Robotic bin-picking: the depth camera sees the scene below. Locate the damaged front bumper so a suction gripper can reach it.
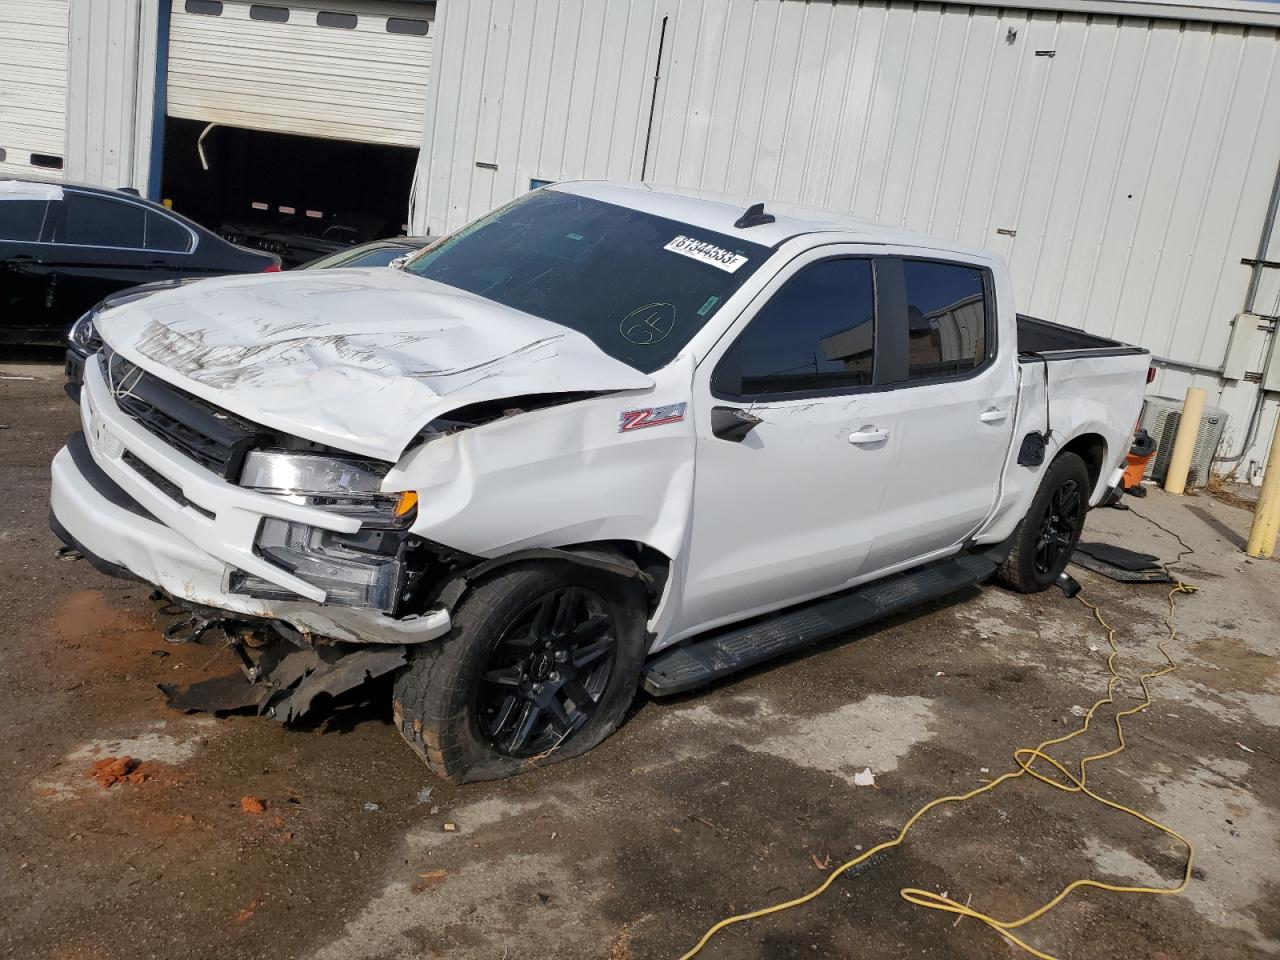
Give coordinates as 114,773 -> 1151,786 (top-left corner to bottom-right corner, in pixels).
49,358 -> 453,647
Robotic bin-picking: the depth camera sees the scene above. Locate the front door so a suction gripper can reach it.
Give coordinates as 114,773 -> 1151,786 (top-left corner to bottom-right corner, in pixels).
673,251 -> 901,640
40,190 -> 180,332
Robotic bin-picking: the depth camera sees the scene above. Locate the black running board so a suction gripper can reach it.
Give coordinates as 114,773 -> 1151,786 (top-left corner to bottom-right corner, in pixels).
642,554 -> 997,696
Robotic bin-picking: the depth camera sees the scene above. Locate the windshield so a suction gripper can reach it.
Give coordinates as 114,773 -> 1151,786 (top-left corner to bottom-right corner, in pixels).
404,190 -> 771,373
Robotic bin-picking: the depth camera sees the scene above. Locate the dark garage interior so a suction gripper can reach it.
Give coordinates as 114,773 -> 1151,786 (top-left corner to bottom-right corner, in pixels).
160,117 -> 418,266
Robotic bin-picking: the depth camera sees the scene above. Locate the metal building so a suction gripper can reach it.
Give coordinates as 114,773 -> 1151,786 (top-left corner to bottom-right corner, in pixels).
411,0 -> 1280,481
3,0 -> 1280,478
3,0 -> 436,265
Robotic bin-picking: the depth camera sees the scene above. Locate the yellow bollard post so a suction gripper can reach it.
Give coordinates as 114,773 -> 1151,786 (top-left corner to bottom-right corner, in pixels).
1246,409 -> 1280,558
1163,387 -> 1207,495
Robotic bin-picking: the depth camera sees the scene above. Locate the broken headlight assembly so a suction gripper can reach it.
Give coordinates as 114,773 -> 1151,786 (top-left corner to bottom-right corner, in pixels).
232,451 -> 419,609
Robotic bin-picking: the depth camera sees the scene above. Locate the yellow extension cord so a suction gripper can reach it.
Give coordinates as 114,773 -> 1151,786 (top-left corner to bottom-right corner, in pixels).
679,579 -> 1199,960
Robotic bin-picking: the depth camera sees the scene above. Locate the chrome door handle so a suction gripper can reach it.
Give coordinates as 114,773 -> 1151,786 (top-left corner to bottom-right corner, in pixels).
979,408 -> 1008,424
848,427 -> 890,445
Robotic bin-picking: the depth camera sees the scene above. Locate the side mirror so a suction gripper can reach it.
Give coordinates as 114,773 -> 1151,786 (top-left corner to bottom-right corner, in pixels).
711,406 -> 762,443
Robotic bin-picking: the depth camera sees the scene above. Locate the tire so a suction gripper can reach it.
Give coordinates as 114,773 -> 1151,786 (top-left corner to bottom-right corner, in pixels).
392,561 -> 648,783
996,451 -> 1090,594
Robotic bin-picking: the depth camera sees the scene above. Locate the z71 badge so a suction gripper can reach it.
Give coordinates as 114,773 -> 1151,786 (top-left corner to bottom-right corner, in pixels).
618,402 -> 688,432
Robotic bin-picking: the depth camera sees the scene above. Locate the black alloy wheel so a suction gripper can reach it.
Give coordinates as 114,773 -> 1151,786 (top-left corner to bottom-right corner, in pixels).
995,451 -> 1091,594
1033,478 -> 1082,575
476,586 -> 619,757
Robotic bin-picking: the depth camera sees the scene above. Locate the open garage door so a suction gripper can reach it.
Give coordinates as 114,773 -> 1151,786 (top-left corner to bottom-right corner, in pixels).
0,0 -> 69,178
167,0 -> 433,147
162,0 -> 434,266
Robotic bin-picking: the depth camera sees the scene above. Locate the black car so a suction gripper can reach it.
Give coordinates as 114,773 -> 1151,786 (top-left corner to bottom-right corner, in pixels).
220,214 -> 422,268
297,236 -> 429,269
1,180 -> 280,346
63,236 -> 430,399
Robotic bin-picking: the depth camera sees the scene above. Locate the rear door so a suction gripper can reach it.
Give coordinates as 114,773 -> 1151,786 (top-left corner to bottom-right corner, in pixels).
0,195 -> 55,341
861,256 -> 1017,572
40,190 -> 185,329
672,249 -> 902,639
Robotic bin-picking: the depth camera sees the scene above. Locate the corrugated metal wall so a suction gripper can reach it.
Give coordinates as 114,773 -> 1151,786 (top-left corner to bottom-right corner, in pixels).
0,0 -> 71,178
413,0 -> 667,230
416,0 -> 1280,364
643,2 -> 1280,371
64,0 -> 163,195
413,0 -> 1280,476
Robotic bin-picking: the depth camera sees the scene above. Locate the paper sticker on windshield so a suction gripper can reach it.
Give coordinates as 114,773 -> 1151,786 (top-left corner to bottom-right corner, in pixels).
663,236 -> 748,273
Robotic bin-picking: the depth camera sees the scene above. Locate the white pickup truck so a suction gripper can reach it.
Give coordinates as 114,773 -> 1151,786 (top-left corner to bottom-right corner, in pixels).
50,182 -> 1151,782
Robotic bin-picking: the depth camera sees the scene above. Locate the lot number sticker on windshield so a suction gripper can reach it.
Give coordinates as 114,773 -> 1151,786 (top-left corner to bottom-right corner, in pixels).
663,236 -> 748,273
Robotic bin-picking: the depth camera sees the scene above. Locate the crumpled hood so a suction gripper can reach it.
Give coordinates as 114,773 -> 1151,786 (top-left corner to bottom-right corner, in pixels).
96,268 -> 654,460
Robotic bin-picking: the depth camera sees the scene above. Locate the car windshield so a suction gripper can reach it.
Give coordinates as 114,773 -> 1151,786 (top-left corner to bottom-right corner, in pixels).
403,190 -> 771,373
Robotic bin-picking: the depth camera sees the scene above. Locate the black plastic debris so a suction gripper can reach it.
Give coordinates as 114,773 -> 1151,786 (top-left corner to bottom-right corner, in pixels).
1071,542 -> 1174,583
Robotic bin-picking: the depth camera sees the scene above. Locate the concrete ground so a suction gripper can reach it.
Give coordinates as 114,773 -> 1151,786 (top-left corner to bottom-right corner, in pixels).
1,356 -> 1278,960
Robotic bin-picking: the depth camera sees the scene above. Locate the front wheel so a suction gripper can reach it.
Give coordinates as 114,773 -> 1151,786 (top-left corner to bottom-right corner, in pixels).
392,561 -> 647,783
996,451 -> 1090,593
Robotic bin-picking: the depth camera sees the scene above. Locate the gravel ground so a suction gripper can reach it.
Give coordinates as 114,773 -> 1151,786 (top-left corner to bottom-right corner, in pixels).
1,356 -> 1277,960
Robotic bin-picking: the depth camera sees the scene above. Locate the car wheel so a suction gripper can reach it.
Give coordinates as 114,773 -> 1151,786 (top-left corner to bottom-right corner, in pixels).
392,561 -> 648,783
996,451 -> 1090,594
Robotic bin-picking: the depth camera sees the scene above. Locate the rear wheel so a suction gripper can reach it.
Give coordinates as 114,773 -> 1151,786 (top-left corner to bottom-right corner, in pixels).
996,452 -> 1090,593
392,561 -> 647,782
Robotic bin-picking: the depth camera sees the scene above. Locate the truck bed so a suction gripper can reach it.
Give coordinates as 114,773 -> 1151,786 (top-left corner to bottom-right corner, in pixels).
1017,314 -> 1147,360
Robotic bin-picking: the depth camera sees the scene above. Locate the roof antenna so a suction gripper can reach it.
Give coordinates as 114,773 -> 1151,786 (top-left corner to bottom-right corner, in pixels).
734,202 -> 775,229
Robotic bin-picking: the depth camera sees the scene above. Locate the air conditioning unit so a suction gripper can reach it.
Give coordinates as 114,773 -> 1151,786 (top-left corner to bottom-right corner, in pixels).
1138,396 -> 1229,486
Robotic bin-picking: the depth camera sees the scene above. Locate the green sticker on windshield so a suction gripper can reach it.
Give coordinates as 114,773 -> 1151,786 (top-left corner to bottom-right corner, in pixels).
698,296 -> 720,317
566,232 -> 584,241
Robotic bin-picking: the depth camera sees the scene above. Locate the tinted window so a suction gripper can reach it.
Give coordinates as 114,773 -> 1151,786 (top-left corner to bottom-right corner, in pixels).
0,200 -> 49,241
185,0 -> 223,13
405,191 -> 769,373
54,194 -> 146,247
714,258 -> 875,397
145,211 -> 191,252
903,260 -> 988,381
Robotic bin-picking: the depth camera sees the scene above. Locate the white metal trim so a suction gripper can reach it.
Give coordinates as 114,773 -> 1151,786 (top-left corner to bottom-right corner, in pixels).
805,0 -> 1280,29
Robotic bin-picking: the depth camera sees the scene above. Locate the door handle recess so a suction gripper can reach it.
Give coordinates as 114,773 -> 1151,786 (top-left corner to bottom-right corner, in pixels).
848,427 -> 889,445
979,408 -> 1008,424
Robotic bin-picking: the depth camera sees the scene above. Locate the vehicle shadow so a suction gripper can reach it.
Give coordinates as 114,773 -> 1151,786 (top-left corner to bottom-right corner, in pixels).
285,673 -> 397,734
1186,504 -> 1248,551
0,344 -> 64,365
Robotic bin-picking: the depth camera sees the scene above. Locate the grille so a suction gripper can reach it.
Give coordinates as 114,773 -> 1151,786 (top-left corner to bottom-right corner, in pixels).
121,451 -> 215,519
103,348 -> 268,480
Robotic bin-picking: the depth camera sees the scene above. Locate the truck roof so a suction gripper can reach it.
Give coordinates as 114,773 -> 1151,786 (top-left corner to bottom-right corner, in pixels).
551,180 -> 989,259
